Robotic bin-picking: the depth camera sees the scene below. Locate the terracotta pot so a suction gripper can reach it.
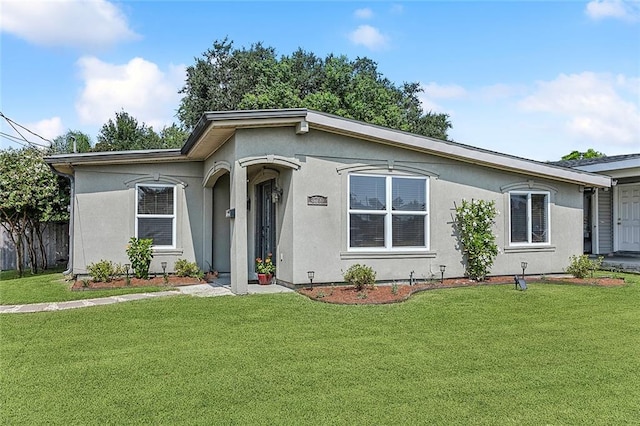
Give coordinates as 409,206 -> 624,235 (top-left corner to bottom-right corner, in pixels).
257,273 -> 273,285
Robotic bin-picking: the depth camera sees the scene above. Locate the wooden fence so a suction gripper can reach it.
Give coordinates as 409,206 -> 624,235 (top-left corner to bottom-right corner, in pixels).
0,222 -> 69,271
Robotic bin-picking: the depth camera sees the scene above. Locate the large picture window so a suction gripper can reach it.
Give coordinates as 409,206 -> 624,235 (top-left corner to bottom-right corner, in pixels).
349,174 -> 428,250
136,184 -> 176,248
509,191 -> 549,245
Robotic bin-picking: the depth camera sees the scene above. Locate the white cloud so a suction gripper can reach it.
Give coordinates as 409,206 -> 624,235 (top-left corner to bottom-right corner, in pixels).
75,57 -> 186,129
585,0 -> 640,22
354,8 -> 373,19
28,117 -> 65,142
422,82 -> 468,99
0,0 -> 138,49
390,4 -> 404,15
519,72 -> 640,147
348,25 -> 389,51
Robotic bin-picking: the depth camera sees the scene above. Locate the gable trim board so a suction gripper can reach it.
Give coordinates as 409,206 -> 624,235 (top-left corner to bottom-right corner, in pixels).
46,109 -> 612,293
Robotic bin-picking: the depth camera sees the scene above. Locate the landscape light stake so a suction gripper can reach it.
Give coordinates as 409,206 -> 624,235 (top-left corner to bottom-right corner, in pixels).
124,263 -> 130,286
521,261 -> 528,278
161,261 -> 168,285
307,270 -> 315,290
439,265 -> 446,284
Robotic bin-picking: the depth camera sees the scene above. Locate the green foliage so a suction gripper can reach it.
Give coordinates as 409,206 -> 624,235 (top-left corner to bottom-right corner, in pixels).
178,38 -> 452,140
174,259 -> 203,278
125,237 -> 154,279
454,199 -> 499,281
255,253 -> 276,274
0,147 -> 70,275
343,264 -> 376,291
391,282 -> 399,295
566,255 -> 603,279
49,130 -> 92,154
87,260 -> 118,282
561,149 -> 605,161
93,110 -> 187,152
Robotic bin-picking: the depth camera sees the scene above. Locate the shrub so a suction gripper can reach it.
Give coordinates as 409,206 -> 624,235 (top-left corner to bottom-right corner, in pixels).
87,260 -> 117,282
126,237 -> 153,279
566,255 -> 603,279
343,264 -> 376,291
454,199 -> 499,281
174,259 -> 203,278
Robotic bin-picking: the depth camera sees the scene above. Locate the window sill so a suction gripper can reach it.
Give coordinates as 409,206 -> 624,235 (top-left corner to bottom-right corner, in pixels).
503,246 -> 556,254
340,251 -> 436,260
152,248 -> 184,256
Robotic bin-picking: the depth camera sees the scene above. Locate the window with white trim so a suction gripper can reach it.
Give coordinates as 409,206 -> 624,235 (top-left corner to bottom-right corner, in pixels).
509,191 -> 549,245
348,174 -> 428,250
136,184 -> 176,248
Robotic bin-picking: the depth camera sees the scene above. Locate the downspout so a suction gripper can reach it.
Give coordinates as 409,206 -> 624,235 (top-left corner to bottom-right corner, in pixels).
48,164 -> 74,276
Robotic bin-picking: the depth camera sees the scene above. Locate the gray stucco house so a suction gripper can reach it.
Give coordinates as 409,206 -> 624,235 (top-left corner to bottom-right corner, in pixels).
554,154 -> 640,255
46,109 -> 611,294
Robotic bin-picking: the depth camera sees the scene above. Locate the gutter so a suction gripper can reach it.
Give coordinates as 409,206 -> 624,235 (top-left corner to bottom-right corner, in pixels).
47,163 -> 74,276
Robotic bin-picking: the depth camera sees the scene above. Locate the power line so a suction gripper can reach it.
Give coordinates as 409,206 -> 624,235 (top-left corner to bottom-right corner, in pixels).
0,131 -> 32,148
0,112 -> 52,148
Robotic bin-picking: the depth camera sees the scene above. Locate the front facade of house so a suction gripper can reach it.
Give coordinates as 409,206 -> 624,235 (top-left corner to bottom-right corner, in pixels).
555,154 -> 640,255
47,109 -> 610,294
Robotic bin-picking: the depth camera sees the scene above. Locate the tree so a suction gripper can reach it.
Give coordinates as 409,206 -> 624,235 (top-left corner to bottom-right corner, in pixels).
177,39 -> 452,140
94,111 -> 187,152
561,149 -> 605,161
0,148 -> 69,276
49,130 -> 92,154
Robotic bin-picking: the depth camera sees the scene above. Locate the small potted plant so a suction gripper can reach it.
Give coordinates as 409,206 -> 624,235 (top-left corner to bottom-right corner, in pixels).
255,253 -> 276,285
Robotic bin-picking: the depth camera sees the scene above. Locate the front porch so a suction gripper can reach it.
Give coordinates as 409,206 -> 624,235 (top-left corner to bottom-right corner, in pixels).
598,252 -> 640,273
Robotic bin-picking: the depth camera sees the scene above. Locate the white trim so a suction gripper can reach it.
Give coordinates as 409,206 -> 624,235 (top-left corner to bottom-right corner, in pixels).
613,184 -> 619,252
347,173 -> 429,252
135,183 -> 177,249
593,189 -> 599,255
508,190 -> 551,247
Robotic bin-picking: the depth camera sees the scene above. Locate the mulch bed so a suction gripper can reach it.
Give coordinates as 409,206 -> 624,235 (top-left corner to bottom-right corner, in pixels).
298,275 -> 626,305
72,276 -> 203,291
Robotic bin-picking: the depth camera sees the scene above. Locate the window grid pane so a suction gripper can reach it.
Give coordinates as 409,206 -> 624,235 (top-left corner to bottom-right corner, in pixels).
531,194 -> 548,243
137,185 -> 175,247
138,218 -> 173,246
138,186 -> 174,215
392,215 -> 425,247
350,176 -> 386,210
392,178 -> 426,211
510,194 -> 529,243
350,214 -> 385,247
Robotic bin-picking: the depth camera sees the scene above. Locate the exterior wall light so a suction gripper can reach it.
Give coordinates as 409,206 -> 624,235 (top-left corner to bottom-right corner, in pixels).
271,187 -> 283,203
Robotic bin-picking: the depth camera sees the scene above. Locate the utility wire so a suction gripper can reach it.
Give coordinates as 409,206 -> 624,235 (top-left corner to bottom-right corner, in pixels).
0,115 -> 52,149
0,131 -> 32,148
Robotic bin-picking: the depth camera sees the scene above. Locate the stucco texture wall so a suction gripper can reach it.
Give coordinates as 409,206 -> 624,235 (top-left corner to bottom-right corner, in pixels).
235,127 -> 584,285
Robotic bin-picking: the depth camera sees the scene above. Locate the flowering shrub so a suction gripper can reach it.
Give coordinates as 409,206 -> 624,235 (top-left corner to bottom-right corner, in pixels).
454,199 -> 499,281
126,237 -> 153,279
255,253 -> 276,274
343,264 -> 376,291
566,254 -> 603,278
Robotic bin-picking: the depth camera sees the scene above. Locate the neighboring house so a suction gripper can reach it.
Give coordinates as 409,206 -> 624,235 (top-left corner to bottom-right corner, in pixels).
553,154 -> 640,255
46,109 -> 610,294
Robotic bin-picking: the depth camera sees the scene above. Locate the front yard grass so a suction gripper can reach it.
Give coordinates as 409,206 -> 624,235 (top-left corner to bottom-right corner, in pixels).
1,273 -> 639,424
0,270 -> 168,305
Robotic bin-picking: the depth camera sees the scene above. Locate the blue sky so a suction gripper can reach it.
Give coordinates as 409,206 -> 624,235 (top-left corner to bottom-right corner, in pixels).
1,0 -> 638,161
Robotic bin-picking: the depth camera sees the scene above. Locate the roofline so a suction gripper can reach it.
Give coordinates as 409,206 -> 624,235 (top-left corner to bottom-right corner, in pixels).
181,108 -> 308,155
45,149 -> 185,173
572,158 -> 640,173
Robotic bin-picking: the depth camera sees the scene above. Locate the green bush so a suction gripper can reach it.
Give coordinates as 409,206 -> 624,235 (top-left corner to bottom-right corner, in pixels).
126,237 -> 153,279
87,260 -> 117,282
174,259 -> 203,278
343,264 -> 376,291
566,255 -> 603,278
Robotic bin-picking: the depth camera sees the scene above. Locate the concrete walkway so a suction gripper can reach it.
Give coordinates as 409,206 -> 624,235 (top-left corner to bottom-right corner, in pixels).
0,281 -> 293,314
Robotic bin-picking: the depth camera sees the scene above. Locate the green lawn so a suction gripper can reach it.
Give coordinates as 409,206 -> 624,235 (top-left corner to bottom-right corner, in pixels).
0,270 -> 168,305
1,274 -> 639,424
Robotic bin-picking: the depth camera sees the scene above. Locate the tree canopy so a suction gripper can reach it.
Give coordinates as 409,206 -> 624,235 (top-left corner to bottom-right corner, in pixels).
561,149 -> 606,161
0,147 -> 69,275
49,130 -> 92,154
94,111 -> 188,152
178,39 -> 452,140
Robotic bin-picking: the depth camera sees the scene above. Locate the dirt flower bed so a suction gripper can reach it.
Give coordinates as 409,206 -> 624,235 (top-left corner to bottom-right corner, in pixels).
298,275 -> 626,305
72,276 -> 203,290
